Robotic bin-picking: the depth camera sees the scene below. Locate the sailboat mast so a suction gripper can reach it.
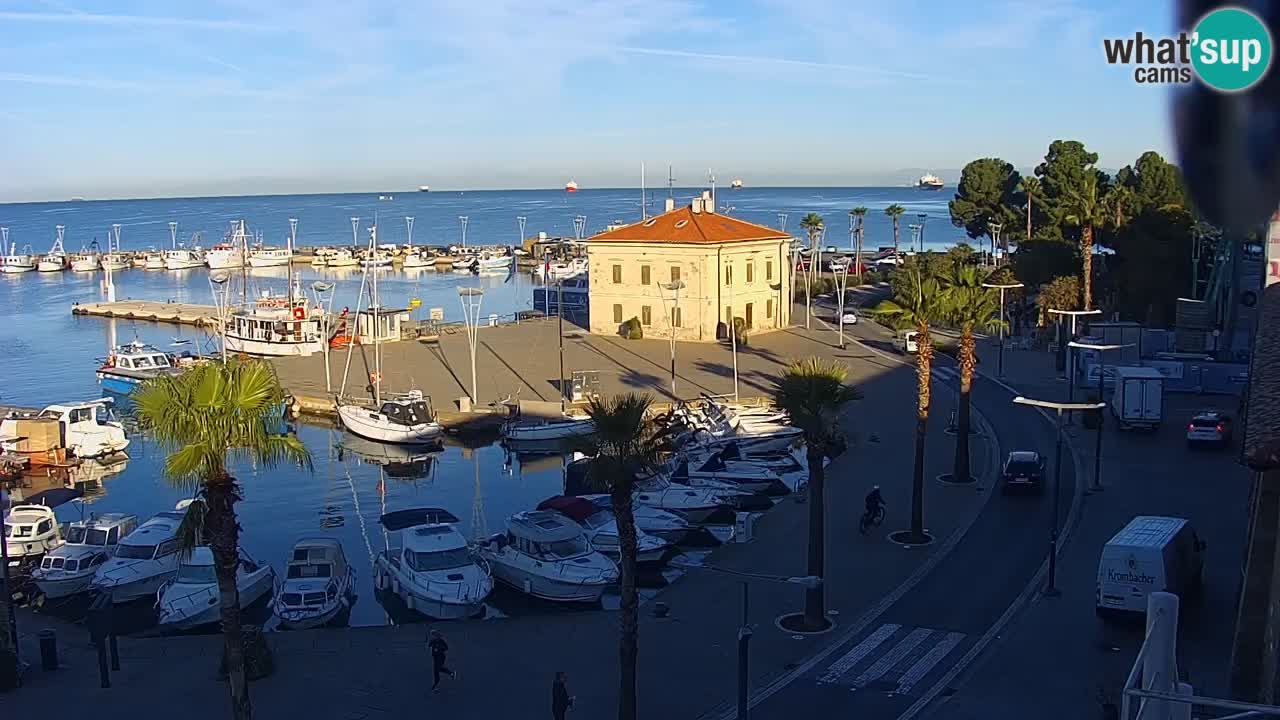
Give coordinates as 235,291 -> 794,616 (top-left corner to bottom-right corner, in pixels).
370,222 -> 381,405
641,162 -> 646,221
558,278 -> 565,414
239,220 -> 248,304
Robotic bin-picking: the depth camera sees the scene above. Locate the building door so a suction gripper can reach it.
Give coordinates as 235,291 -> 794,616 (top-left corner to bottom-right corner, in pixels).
745,303 -> 754,328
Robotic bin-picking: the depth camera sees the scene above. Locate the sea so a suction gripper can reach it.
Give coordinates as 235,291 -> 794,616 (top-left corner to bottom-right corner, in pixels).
0,186 -> 955,629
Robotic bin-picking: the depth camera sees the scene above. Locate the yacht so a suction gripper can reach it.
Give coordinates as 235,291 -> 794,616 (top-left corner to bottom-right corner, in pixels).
476,251 -> 512,270
89,506 -> 188,603
578,494 -> 701,546
501,415 -> 595,442
917,173 -> 945,190
1,243 -> 36,273
338,390 -> 443,445
157,546 -> 276,631
143,248 -> 166,270
96,341 -> 184,394
326,248 -> 359,267
222,290 -> 325,357
164,246 -> 205,270
476,510 -> 617,603
3,504 -> 64,571
273,537 -> 357,630
1,398 -> 130,459
70,243 -> 102,272
32,514 -> 138,599
536,496 -> 672,566
372,508 -> 492,620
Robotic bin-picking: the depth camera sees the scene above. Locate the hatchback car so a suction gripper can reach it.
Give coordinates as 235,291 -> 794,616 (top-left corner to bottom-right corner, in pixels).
1186,411 -> 1232,448
1002,451 -> 1045,494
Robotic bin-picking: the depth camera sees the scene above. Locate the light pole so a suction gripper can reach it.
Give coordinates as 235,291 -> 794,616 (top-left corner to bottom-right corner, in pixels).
908,224 -> 922,255
1012,396 -> 1106,596
777,212 -> 788,233
982,281 -> 1024,378
350,217 -> 360,247
729,279 -> 740,402
1047,309 -> 1102,414
459,216 -> 469,248
834,259 -> 851,350
516,216 -> 528,325
848,210 -> 856,253
661,280 -> 685,397
916,213 -> 928,252
1068,341 -> 1133,493
989,222 -> 1003,267
457,287 -> 485,408
311,281 -> 336,393
209,273 -> 230,363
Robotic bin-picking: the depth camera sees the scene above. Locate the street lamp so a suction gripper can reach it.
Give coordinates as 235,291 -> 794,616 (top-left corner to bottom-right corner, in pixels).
661,280 -> 686,397
834,260 -> 851,350
1068,341 -> 1133,493
457,287 -> 485,407
1012,396 -> 1106,595
459,216 -> 469,248
729,278 -> 740,402
989,222 -> 1003,267
671,559 -> 821,720
311,281 -> 336,393
982,281 -> 1024,378
1047,309 -> 1102,411
916,213 -> 928,252
209,273 -> 231,363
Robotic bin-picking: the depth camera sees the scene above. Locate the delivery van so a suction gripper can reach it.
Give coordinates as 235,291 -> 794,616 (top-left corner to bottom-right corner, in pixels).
1110,366 -> 1164,430
1096,516 -> 1205,617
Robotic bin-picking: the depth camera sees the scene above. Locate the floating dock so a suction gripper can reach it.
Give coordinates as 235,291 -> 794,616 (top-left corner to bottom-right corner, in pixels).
72,300 -> 221,327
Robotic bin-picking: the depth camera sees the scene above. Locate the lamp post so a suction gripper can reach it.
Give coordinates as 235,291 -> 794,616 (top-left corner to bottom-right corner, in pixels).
989,222 -> 1003,267
350,217 -> 360,247
1068,341 -> 1133,493
459,216 -> 469,248
1012,397 -> 1106,595
848,210 -> 856,253
908,224 -> 922,255
662,280 -> 685,398
777,212 -> 788,233
457,287 -> 485,407
1047,309 -> 1102,415
209,273 -> 230,363
311,281 -> 336,393
729,279 -> 740,402
982,281 -> 1024,378
834,259 -> 851,350
916,213 -> 928,252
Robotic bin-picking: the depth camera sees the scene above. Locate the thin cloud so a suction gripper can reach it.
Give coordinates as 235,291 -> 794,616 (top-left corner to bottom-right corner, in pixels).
611,46 -> 939,81
0,72 -> 293,100
0,11 -> 270,32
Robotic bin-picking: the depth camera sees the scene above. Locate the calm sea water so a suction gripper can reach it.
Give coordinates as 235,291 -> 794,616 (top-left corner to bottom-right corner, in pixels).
0,186 -> 953,628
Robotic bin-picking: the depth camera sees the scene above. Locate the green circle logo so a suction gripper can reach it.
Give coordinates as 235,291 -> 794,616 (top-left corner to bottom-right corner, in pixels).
1191,7 -> 1273,92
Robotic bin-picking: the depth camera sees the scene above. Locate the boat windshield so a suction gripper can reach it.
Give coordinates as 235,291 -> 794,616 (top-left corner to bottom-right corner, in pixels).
4,523 -> 34,538
176,563 -> 217,585
286,562 -> 332,580
66,526 -> 110,545
539,537 -> 590,560
114,543 -> 157,560
406,548 -> 472,572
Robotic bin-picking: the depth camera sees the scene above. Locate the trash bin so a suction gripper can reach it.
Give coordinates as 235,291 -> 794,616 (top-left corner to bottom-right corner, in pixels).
38,629 -> 57,671
458,396 -> 472,413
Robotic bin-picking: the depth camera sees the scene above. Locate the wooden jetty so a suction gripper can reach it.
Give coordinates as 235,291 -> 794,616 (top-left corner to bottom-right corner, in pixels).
72,300 -> 221,327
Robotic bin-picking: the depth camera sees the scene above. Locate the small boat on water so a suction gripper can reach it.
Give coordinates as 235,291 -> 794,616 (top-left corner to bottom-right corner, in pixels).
401,250 -> 432,268
3,504 -> 65,572
536,496 -> 672,566
338,390 -> 443,445
372,508 -> 492,619
100,252 -> 130,270
502,416 -> 595,442
476,510 -> 617,603
1,397 -> 130,459
89,505 -> 188,604
451,255 -> 478,271
1,243 -> 37,273
70,242 -> 101,272
142,249 -> 165,270
248,245 -> 292,267
164,246 -> 204,270
205,244 -> 243,270
565,456 -> 735,524
222,289 -> 325,358
273,537 -> 357,630
476,251 -> 512,270
32,513 -> 139,599
96,341 -> 185,394
157,546 -> 275,631
326,248 -> 359,267
578,494 -> 702,546
37,232 -> 67,272
565,180 -> 579,193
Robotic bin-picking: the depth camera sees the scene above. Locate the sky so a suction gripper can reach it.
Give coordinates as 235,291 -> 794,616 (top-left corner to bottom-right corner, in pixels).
0,0 -> 1178,201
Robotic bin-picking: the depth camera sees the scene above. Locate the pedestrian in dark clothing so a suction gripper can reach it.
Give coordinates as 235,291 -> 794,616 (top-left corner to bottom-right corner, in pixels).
552,671 -> 574,720
428,629 -> 456,691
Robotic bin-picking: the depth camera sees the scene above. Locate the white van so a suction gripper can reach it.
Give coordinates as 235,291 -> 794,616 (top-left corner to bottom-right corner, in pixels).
1096,516 -> 1205,617
903,331 -> 919,354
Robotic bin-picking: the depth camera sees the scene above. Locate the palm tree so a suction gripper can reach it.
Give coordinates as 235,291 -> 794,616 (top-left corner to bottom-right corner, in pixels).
885,204 -> 906,258
939,263 -> 1004,484
134,360 -> 311,720
1061,172 -> 1107,310
1018,176 -> 1041,246
869,269 -> 946,544
772,358 -> 860,629
851,206 -> 868,282
799,213 -> 825,329
581,393 -> 667,720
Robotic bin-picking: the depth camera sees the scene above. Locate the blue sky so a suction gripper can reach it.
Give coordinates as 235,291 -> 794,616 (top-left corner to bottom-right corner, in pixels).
0,0 -> 1177,201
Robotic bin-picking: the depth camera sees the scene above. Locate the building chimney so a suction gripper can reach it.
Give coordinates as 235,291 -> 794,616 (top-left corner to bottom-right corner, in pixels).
691,197 -> 702,214
664,197 -> 675,213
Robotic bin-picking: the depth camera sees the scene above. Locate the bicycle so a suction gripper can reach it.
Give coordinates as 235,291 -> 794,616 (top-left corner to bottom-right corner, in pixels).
859,505 -> 885,534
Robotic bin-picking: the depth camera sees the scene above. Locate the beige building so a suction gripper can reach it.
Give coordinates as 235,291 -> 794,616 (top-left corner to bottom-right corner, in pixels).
587,195 -> 792,341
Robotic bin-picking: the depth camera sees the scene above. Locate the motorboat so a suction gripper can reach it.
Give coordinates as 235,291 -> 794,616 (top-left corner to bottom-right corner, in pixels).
32,513 -> 138,599
3,504 -> 64,571
1,398 -> 130,459
326,248 -> 359,267
686,442 -> 807,481
205,243 -> 244,270
100,252 -> 130,271
501,416 -> 595,442
90,506 -> 187,603
157,546 -> 275,631
143,249 -> 166,270
372,508 -> 492,620
247,224 -> 294,268
70,243 -> 102,272
338,389 -> 443,445
476,510 -> 618,603
164,247 -> 205,270
96,341 -> 184,394
535,257 -> 588,280
359,250 -> 393,268
451,256 -> 478,272
563,456 -> 734,524
578,494 -> 702,546
273,537 -> 357,630
401,250 -> 432,268
476,251 -> 512,270
536,496 -> 672,566
222,290 -> 325,357
131,253 -> 149,268
670,456 -> 787,496
1,243 -> 37,273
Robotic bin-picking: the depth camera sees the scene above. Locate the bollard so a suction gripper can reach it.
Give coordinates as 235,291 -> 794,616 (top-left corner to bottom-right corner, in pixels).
38,629 -> 57,671
109,633 -> 120,671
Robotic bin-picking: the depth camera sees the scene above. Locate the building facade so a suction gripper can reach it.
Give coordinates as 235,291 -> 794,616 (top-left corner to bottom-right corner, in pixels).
586,195 -> 792,341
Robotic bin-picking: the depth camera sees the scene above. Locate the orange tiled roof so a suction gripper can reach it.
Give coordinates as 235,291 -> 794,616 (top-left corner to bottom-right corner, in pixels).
589,205 -> 790,244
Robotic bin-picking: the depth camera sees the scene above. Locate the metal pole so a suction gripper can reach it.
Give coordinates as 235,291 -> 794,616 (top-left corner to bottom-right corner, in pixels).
0,500 -> 18,674
1092,355 -> 1105,492
1046,408 -> 1064,596
671,285 -> 680,397
559,278 -> 566,411
997,288 -> 1006,378
730,280 -> 739,402
737,582 -> 751,720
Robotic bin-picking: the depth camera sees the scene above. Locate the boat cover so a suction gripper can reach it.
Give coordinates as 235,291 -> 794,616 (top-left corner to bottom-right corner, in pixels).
536,495 -> 602,523
379,507 -> 459,531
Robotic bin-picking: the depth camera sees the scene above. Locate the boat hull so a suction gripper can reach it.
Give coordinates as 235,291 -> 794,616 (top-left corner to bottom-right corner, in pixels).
37,260 -> 65,272
158,568 -> 275,630
247,256 -> 291,268
71,259 -> 100,272
374,565 -> 489,620
338,405 -> 443,444
502,420 -> 595,442
164,259 -> 203,270
223,335 -> 324,358
34,572 -> 96,600
93,571 -> 175,604
488,563 -> 610,603
0,264 -> 35,274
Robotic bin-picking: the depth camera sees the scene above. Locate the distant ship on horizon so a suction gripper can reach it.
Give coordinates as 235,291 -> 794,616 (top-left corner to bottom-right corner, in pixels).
731,178 -> 743,189
917,173 -> 944,190
565,180 -> 579,193
418,185 -> 430,192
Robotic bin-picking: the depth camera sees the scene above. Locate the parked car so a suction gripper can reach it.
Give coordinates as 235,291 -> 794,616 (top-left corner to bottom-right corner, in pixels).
1001,451 -> 1045,493
840,311 -> 858,325
1186,410 -> 1232,448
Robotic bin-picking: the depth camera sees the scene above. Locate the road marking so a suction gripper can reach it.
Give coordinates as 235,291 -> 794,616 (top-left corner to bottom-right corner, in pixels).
816,623 -> 900,684
895,631 -> 966,694
930,367 -> 958,382
852,627 -> 934,688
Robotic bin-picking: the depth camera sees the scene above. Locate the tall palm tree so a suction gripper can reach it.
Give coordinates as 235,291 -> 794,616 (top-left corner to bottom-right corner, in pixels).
772,358 -> 860,629
581,393 -> 667,720
134,360 -> 311,720
1061,172 -> 1107,310
851,206 -> 868,282
869,269 -> 946,543
885,204 -> 906,258
939,263 -> 1004,484
799,213 -> 825,329
1017,176 -> 1041,247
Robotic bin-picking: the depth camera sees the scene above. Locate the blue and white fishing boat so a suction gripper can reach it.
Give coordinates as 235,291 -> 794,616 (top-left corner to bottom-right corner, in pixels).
95,341 -> 184,394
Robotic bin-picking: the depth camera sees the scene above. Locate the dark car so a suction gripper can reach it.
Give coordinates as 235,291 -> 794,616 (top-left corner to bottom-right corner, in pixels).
1002,451 -> 1045,494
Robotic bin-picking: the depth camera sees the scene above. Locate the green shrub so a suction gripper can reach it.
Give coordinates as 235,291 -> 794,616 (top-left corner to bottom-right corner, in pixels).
622,317 -> 643,340
731,317 -> 749,346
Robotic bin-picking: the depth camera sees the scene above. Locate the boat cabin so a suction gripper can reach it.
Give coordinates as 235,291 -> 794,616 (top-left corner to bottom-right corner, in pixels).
498,510 -> 593,561
356,308 -> 411,344
112,510 -> 184,561
285,538 -> 349,583
39,513 -> 137,573
4,504 -> 62,564
107,343 -> 173,371
379,391 -> 435,427
228,307 -> 320,344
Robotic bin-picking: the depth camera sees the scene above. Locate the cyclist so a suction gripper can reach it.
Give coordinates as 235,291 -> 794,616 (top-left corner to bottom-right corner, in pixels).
864,485 -> 885,521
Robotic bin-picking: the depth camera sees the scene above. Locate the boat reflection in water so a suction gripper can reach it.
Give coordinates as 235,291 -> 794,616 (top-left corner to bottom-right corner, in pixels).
336,434 -> 441,481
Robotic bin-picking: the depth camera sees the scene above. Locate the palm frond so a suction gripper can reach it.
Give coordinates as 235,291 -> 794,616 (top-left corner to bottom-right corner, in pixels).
772,357 -> 860,446
174,497 -> 209,560
583,393 -> 667,494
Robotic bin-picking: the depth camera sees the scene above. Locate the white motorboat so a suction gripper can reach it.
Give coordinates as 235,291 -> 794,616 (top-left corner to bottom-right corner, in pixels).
501,416 -> 595,442
451,256 -> 478,271
360,251 -> 393,268
476,510 -> 618,603
205,243 -> 244,270
476,251 -> 512,270
1,243 -> 37,273
1,398 -> 130,459
401,250 -> 432,268
248,246 -> 292,267
578,494 -> 699,545
32,514 -> 138,599
535,257 -> 587,280
3,504 -> 64,571
96,341 -> 186,394
671,455 -> 785,496
143,249 -> 166,270
273,537 -> 357,630
164,247 -> 204,270
564,455 -> 734,524
157,546 -> 275,631
327,248 -> 359,267
372,508 -> 492,619
222,288 -> 325,358
90,507 -> 187,604
686,442 -> 806,481
537,496 -> 672,566
70,243 -> 102,272
338,390 -> 443,445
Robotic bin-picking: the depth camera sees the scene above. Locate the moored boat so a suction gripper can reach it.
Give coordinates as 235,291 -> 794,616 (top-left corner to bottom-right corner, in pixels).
372,508 -> 492,619
272,537 -> 357,630
536,496 -> 672,566
1,243 -> 37,273
89,505 -> 187,604
1,398 -> 130,459
96,341 -> 185,394
164,246 -> 204,270
156,546 -> 275,631
338,390 -> 443,445
476,510 -> 617,603
32,513 -> 138,599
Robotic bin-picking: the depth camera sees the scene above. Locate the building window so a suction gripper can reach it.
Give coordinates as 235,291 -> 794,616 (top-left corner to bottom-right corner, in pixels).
672,307 -> 682,328
641,305 -> 652,326
641,265 -> 651,285
612,265 -> 622,284
767,299 -> 774,319
670,266 -> 681,283
746,303 -> 754,328
766,259 -> 774,281
724,264 -> 733,285
613,304 -> 623,323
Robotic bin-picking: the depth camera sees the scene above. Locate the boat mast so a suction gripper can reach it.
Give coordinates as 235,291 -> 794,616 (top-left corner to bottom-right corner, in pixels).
239,220 -> 248,304
370,222 -> 382,405
53,225 -> 65,255
288,218 -> 298,307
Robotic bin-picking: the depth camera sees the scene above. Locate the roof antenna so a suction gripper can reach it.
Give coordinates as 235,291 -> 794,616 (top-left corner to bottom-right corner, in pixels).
667,165 -> 675,200
709,168 -> 716,211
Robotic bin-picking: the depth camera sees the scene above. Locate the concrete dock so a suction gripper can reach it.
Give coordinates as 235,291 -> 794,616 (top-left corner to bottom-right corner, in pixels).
71,300 -> 221,327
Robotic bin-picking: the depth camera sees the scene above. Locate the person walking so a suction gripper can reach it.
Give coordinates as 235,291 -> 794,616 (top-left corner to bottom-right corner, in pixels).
552,671 -> 574,720
428,629 -> 456,692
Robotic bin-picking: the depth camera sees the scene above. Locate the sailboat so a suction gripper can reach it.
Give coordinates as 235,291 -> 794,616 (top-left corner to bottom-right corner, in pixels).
336,223 -> 443,445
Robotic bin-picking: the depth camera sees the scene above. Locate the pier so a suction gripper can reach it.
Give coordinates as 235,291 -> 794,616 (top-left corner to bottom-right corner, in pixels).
71,300 -> 221,327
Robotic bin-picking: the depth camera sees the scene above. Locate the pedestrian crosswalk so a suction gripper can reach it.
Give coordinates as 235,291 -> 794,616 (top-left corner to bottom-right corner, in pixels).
814,623 -> 969,695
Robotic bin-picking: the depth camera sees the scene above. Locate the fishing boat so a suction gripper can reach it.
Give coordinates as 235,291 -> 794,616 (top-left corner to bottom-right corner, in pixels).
536,496 -> 672,566
96,341 -> 184,394
1,398 -> 130,459
326,248 -> 359,267
476,251 -> 512,270
143,248 -> 166,270
100,252 -> 129,271
89,505 -> 188,604
222,287 -> 325,358
247,219 -> 296,268
164,246 -> 204,270
475,510 -> 618,603
32,513 -> 138,599
157,547 -> 275,631
372,508 -> 492,619
70,242 -> 102,272
37,227 -> 68,272
273,538 -> 356,629
1,243 -> 36,273
206,222 -> 249,270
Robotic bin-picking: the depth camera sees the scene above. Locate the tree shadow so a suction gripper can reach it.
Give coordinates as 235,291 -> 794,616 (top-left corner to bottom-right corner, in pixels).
692,359 -> 734,379
619,368 -> 664,390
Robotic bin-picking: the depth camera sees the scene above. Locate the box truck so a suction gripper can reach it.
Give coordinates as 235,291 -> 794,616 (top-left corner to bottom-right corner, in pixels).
1110,366 -> 1164,430
1096,516 -> 1205,617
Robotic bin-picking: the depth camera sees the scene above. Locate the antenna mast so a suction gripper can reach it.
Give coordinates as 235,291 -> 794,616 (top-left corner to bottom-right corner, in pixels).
667,165 -> 675,200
